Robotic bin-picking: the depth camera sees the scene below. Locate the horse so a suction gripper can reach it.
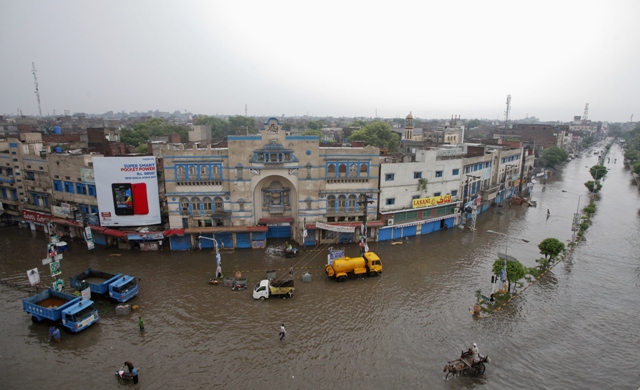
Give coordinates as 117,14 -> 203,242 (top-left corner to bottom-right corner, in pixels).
443,361 -> 466,380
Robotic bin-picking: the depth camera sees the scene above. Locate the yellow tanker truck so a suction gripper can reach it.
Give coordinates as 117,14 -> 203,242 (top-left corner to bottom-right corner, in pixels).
325,252 -> 382,282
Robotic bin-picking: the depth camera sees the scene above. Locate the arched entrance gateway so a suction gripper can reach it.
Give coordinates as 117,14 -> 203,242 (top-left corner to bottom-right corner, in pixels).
254,175 -> 298,239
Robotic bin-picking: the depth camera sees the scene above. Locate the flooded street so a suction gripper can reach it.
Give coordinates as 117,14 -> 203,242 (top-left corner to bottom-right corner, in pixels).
1,143 -> 639,389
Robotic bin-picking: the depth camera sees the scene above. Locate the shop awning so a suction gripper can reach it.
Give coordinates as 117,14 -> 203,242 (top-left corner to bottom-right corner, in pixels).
50,218 -> 81,227
258,217 -> 294,224
163,229 -> 185,237
102,229 -> 128,239
305,220 -> 384,230
184,225 -> 268,234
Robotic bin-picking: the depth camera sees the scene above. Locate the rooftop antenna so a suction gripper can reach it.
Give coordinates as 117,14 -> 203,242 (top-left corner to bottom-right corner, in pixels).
504,94 -> 511,130
32,62 -> 43,117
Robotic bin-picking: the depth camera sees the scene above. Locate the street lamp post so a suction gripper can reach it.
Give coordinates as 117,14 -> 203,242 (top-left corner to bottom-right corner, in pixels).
357,194 -> 374,255
487,229 -> 530,293
561,190 -> 582,242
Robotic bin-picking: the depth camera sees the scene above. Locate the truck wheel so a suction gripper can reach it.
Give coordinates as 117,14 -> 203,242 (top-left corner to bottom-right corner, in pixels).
337,276 -> 346,283
31,316 -> 41,324
260,297 -> 266,300
369,271 -> 378,277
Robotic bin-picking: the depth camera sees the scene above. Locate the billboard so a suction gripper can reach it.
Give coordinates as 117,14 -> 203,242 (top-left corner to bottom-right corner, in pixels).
93,156 -> 161,227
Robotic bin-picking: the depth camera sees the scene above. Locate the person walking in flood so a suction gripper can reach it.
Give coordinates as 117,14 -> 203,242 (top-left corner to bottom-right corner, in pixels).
138,316 -> 144,331
289,266 -> 294,276
279,324 -> 286,341
49,326 -> 60,342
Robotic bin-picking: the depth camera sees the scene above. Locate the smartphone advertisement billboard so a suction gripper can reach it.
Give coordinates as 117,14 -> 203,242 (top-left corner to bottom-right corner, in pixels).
93,156 -> 161,227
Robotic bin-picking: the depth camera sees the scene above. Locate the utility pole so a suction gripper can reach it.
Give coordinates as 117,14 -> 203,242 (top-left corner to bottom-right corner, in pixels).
32,62 -> 43,117
357,194 -> 374,255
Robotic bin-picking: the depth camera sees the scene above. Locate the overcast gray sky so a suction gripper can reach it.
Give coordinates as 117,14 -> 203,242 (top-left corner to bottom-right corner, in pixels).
1,0 -> 639,122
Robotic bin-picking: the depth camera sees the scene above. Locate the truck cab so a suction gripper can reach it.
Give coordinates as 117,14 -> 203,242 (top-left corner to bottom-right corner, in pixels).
61,300 -> 99,333
253,280 -> 270,300
108,275 -> 138,303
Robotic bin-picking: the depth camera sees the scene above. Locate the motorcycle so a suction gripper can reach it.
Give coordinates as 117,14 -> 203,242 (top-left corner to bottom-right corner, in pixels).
115,366 -> 134,381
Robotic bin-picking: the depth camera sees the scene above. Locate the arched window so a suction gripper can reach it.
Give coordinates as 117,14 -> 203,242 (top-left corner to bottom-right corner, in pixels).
236,166 -> 243,180
349,164 -> 357,177
214,197 -> 223,212
203,197 -> 212,214
200,165 -> 209,180
348,195 -> 356,211
188,165 -> 197,180
191,197 -> 201,216
180,197 -> 189,215
338,195 -> 346,212
327,195 -> 336,212
360,164 -> 368,176
327,164 -> 336,177
177,166 -> 186,180
211,165 -> 219,176
338,164 -> 347,177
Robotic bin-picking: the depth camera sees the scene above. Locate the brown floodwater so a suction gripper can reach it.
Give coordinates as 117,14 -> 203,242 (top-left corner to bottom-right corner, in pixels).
1,142 -> 639,389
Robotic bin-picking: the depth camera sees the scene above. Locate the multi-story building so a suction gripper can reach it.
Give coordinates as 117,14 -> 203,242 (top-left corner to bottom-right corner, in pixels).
0,140 -> 21,223
161,117 -> 381,250
87,127 -> 126,156
378,146 -> 463,240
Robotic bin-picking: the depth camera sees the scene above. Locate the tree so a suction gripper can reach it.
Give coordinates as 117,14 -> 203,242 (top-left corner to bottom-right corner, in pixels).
537,238 -> 565,264
348,120 -> 367,128
589,165 -> 608,181
349,121 -> 400,151
582,136 -> 595,147
492,257 -> 527,293
193,115 -> 231,139
303,129 -> 322,137
135,143 -> 148,154
466,119 -> 481,128
536,146 -> 569,167
307,120 -> 324,131
228,116 -> 256,134
121,118 -> 189,147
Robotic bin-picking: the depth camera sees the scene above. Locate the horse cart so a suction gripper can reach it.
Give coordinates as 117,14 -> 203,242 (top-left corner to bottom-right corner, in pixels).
443,349 -> 490,379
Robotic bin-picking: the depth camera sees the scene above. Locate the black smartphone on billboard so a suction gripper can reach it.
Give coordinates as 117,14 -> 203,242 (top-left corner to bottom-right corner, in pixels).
112,183 -> 134,216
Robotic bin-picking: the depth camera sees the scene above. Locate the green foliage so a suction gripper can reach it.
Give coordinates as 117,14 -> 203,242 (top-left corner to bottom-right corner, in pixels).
633,160 -> 640,174
193,115 -> 230,139
589,165 -> 608,181
417,178 -> 428,192
466,119 -> 481,128
121,119 -> 189,147
624,150 -> 638,162
537,238 -> 565,260
135,143 -> 148,154
303,129 -> 322,137
475,289 -> 483,304
537,146 -> 569,167
348,120 -> 368,128
583,202 -> 596,215
491,257 -> 527,292
584,180 -> 601,194
228,116 -> 256,134
582,136 -> 595,146
349,121 -> 400,151
307,120 -> 325,131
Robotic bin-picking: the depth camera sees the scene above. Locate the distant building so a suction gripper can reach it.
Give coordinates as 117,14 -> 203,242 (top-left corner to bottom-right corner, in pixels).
87,128 -> 126,156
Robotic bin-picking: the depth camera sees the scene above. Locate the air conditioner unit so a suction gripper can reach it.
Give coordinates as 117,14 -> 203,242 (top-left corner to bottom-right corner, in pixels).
71,207 -> 78,211
387,219 -> 394,226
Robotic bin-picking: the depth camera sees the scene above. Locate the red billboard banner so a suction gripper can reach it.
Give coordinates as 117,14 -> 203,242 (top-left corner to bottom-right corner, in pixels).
22,210 -> 52,224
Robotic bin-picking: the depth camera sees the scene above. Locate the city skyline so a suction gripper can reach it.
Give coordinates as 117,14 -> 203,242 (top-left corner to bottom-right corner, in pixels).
1,1 -> 639,122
